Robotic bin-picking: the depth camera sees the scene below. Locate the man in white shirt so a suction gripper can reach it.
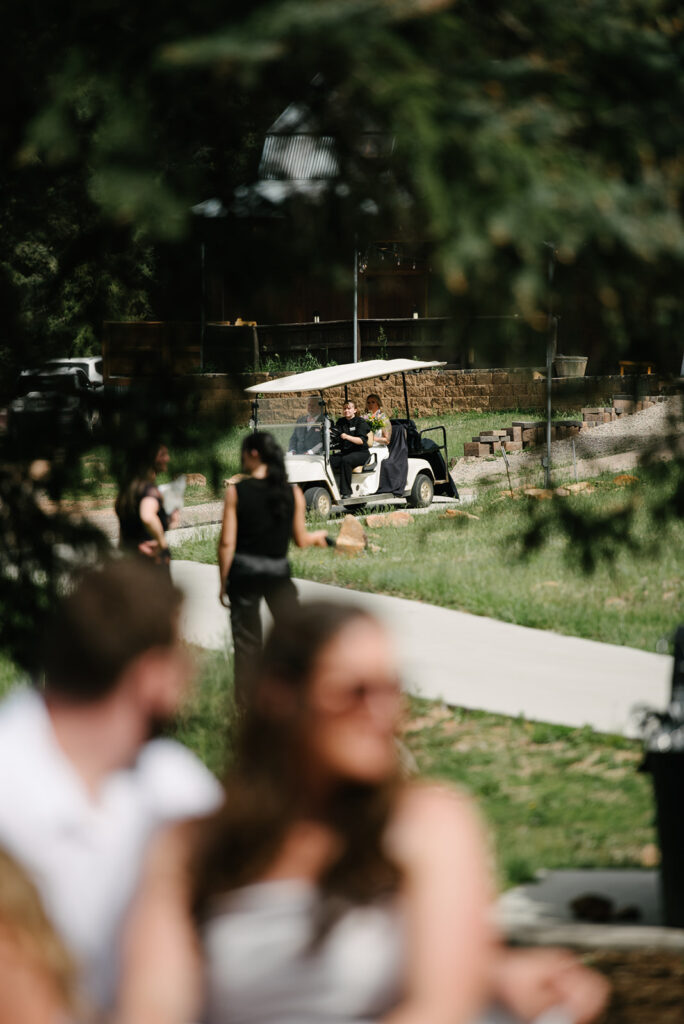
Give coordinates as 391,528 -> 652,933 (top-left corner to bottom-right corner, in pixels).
0,558 -> 222,1015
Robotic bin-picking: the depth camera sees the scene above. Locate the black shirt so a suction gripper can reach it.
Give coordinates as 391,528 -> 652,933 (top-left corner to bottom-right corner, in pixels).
118,482 -> 169,549
334,416 -> 370,455
234,478 -> 295,558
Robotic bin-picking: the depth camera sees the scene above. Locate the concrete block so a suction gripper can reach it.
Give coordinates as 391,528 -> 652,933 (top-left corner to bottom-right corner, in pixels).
464,442 -> 492,457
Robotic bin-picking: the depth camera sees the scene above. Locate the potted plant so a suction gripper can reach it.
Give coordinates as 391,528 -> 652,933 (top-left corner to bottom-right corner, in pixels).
553,354 -> 588,377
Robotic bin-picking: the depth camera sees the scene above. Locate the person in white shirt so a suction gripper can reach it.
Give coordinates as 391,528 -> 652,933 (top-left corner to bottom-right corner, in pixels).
0,558 -> 222,1017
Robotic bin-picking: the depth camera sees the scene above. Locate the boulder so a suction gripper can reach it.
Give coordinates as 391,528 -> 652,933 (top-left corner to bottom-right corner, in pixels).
613,474 -> 639,486
523,488 -> 554,500
335,514 -> 366,555
186,472 -> 207,486
388,510 -> 413,527
441,509 -> 480,520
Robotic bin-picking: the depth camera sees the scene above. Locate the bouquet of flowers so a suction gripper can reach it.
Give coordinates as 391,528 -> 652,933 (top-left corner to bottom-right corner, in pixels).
365,412 -> 386,432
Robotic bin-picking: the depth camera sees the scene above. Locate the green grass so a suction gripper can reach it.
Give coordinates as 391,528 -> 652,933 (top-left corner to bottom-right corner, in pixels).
402,698 -> 654,888
176,473 -> 682,655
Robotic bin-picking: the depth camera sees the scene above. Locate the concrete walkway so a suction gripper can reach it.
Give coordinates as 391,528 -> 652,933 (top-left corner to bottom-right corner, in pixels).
172,560 -> 671,737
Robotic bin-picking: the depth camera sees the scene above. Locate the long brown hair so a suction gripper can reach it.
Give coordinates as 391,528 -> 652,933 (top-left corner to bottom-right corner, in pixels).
114,439 -> 163,523
192,603 -> 402,932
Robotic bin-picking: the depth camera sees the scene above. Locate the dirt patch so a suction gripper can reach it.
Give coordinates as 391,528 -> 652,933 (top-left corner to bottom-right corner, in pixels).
586,949 -> 684,1023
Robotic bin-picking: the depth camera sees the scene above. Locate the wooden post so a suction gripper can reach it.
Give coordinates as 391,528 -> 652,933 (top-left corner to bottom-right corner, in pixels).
251,325 -> 260,370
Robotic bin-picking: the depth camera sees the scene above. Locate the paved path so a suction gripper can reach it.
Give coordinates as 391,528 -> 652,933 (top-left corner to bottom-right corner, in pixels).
171,560 -> 671,737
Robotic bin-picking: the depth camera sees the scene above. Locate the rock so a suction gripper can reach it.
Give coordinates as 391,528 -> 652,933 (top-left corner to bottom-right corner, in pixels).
365,514 -> 389,528
569,480 -> 592,492
613,474 -> 639,486
523,488 -> 554,500
335,514 -> 366,555
388,510 -> 413,527
640,843 -> 661,868
556,481 -> 594,496
186,472 -> 207,486
367,542 -> 383,554
441,509 -> 480,520
223,473 -> 248,486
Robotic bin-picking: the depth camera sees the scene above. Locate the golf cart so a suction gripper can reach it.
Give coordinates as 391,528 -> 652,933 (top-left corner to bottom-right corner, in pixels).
244,358 -> 458,517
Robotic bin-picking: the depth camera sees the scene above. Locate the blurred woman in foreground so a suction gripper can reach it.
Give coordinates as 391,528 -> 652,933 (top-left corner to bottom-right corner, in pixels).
118,604 -> 608,1024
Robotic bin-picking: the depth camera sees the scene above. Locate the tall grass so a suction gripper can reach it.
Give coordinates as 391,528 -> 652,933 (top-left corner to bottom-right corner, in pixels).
176,473 -> 682,654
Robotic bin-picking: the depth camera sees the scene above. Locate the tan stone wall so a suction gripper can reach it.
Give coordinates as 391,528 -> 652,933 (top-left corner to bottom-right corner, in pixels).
109,369 -> 661,424
187,369 -> 659,424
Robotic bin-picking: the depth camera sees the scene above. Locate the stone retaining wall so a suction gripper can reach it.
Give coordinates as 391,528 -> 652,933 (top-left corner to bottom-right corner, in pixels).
108,369 -> 663,423
182,369 -> 662,423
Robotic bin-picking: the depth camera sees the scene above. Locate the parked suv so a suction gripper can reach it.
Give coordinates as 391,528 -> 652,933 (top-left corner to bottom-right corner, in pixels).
8,364 -> 101,443
43,356 -> 103,387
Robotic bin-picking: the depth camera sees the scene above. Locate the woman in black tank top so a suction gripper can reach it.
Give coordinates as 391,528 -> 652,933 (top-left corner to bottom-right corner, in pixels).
218,432 -> 329,704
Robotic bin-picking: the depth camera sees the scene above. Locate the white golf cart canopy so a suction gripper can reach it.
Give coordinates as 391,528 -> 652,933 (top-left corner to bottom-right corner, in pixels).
244,358 -> 445,395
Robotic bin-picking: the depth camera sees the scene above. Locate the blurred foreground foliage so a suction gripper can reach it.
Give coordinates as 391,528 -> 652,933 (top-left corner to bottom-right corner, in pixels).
0,0 -> 683,665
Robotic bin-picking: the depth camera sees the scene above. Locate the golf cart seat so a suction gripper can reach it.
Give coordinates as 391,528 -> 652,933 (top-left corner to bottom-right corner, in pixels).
352,452 -> 378,473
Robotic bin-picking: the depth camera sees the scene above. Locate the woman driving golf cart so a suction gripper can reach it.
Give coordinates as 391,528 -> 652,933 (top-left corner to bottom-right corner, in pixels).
330,400 -> 371,498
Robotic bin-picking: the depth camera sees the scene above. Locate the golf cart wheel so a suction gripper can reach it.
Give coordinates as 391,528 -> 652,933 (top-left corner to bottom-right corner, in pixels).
305,486 -> 332,518
409,472 -> 434,508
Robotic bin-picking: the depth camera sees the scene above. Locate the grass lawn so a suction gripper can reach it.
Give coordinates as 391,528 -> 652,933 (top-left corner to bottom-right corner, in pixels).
176,472 -> 682,654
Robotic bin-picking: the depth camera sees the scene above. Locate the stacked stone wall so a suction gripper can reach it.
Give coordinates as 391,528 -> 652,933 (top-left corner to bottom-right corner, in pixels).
186,369 -> 662,424
108,369 -> 663,424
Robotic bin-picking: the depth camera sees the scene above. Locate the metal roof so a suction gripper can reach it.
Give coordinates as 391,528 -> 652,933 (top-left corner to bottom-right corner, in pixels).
244,359 -> 445,395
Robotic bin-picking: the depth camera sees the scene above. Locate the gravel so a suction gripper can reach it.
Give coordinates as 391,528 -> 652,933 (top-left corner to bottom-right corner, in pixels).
452,396 -> 683,487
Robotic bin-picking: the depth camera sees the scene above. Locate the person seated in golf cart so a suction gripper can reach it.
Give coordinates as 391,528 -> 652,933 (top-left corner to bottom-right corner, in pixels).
287,397 -> 324,455
364,393 -> 392,448
330,400 -> 370,497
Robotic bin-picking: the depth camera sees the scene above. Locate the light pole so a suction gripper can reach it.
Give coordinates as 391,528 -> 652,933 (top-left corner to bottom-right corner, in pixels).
190,198 -> 227,370
543,242 -> 558,489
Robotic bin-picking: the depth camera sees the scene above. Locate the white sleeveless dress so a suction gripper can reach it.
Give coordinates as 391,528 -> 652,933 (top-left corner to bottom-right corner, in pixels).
201,879 -> 405,1024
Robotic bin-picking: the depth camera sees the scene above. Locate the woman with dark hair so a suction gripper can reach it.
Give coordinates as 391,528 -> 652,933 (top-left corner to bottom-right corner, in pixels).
117,603 -> 608,1024
115,442 -> 178,568
218,431 -> 329,702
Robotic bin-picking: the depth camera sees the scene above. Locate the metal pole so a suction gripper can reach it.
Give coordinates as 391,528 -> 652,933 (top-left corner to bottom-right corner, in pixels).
200,241 -> 206,371
402,373 -> 410,420
543,244 -> 557,489
353,243 -> 359,363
